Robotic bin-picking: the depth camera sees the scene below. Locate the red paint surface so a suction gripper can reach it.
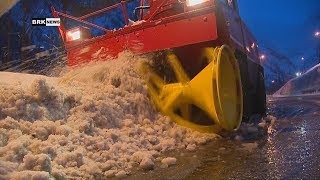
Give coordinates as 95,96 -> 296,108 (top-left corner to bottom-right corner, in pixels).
66,11 -> 218,66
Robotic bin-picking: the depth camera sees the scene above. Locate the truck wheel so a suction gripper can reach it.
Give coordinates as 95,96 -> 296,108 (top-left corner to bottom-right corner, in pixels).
254,69 -> 266,115
234,49 -> 253,122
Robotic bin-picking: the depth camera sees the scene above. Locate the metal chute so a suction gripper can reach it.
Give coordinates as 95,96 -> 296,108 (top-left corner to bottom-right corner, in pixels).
141,45 -> 243,133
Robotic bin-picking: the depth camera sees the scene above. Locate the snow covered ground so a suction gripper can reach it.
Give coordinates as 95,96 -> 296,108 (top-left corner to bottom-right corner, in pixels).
0,0 -> 19,16
274,63 -> 320,96
0,52 -> 218,179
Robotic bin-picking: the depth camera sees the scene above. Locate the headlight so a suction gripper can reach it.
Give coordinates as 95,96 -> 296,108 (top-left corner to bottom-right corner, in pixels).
66,28 -> 81,41
186,0 -> 210,6
65,26 -> 91,42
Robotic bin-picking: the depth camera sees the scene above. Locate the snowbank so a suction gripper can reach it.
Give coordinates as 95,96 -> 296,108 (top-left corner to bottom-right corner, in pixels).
0,52 -> 218,179
274,63 -> 320,96
0,72 -> 57,87
0,0 -> 19,16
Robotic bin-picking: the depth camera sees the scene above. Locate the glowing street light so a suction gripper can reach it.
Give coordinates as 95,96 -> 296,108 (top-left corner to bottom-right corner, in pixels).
315,31 -> 320,63
295,72 -> 302,77
271,80 -> 275,84
259,54 -> 266,60
301,57 -> 304,60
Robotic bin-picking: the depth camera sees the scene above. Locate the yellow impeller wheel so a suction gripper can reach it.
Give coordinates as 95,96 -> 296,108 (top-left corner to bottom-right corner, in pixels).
141,45 -> 243,133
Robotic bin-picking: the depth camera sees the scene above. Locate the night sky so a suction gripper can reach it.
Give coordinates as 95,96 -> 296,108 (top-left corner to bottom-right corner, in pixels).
238,0 -> 320,66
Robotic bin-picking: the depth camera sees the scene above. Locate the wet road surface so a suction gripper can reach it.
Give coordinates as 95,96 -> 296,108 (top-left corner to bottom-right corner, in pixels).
128,95 -> 320,179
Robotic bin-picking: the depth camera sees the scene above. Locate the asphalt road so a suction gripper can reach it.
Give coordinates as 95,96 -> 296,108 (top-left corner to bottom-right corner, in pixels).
128,94 -> 320,179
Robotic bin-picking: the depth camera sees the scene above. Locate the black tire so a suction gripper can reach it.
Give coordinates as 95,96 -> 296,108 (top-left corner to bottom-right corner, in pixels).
235,50 -> 253,122
254,66 -> 266,115
235,49 -> 266,121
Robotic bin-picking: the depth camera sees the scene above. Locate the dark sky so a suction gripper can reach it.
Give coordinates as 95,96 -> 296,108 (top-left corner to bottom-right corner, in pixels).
238,0 -> 320,65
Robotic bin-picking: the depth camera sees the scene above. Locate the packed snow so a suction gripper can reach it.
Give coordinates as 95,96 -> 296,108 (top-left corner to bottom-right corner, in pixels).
274,63 -> 320,96
0,52 -> 218,179
161,157 -> 177,167
0,0 -> 19,16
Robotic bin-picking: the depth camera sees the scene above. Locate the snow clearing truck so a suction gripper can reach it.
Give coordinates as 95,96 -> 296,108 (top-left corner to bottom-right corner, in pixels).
51,0 -> 266,133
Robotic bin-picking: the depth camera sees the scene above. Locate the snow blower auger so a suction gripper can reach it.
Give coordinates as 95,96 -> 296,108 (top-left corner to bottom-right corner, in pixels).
52,0 -> 266,133
140,46 -> 243,133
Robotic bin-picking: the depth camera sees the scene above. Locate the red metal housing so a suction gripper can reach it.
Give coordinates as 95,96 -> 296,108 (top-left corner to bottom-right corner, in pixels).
52,0 -> 261,67
52,0 -> 221,66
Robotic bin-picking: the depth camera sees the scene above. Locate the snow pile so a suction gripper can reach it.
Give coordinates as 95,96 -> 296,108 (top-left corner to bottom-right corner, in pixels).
0,52 -> 218,179
275,63 -> 320,96
0,0 -> 19,16
161,157 -> 177,167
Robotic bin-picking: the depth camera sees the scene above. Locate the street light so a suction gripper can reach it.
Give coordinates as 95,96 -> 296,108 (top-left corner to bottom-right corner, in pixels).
259,54 -> 266,61
315,31 -> 320,63
301,57 -> 304,60
295,72 -> 302,77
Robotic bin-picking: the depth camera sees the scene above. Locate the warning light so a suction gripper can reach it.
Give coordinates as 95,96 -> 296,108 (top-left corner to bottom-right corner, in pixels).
65,26 -> 91,42
67,29 -> 81,41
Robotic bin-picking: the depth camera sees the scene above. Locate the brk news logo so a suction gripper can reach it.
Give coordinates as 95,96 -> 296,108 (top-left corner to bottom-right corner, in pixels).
32,18 -> 60,26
